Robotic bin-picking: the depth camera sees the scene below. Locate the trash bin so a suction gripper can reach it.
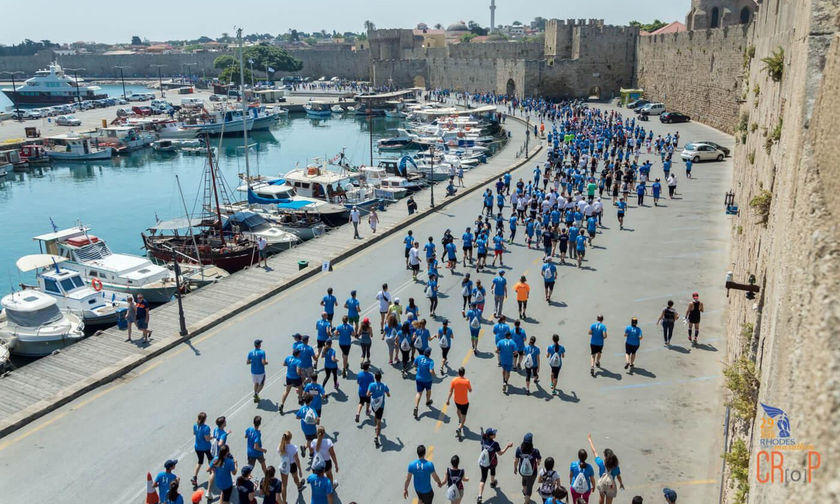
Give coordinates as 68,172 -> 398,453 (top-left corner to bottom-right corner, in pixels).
298,260 -> 309,270
116,307 -> 128,330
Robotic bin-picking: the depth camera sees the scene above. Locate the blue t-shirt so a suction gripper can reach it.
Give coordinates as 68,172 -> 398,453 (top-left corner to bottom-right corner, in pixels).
493,235 -> 504,251
594,456 -> 622,478
617,201 -> 627,213
569,461 -> 595,493
213,426 -> 228,447
303,382 -> 325,411
345,297 -> 360,318
414,355 -> 434,383
210,456 -> 236,490
336,323 -> 354,346
321,295 -> 337,314
541,263 -> 557,281
296,405 -> 318,436
357,371 -> 375,397
248,349 -> 266,375
445,242 -> 457,259
476,238 -> 487,254
307,473 -> 334,504
424,242 -> 436,259
493,323 -> 511,344
323,347 -> 338,369
509,216 -> 517,229
546,343 -> 566,367
576,234 -> 587,251
625,325 -> 642,346
316,319 -> 331,341
284,356 -> 301,379
568,226 -> 578,242
438,326 -> 453,346
497,339 -> 516,365
462,232 -> 473,247
415,328 -> 431,350
404,234 -> 414,249
512,327 -> 527,352
155,471 -> 177,501
298,345 -> 315,369
589,323 -> 606,346
367,381 -> 389,407
408,459 -> 436,494
587,217 -> 597,233
245,426 -> 263,458
524,344 -> 540,364
492,276 -> 507,296
193,423 -> 211,451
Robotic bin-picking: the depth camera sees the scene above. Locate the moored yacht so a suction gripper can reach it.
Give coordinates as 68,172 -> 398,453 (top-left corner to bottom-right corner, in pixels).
0,290 -> 85,357
1,63 -> 106,105
33,226 -> 177,303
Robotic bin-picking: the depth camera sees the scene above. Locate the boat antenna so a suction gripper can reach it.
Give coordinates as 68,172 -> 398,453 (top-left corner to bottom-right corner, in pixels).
368,108 -> 373,166
237,27 -> 252,196
175,174 -> 203,265
51,257 -> 60,274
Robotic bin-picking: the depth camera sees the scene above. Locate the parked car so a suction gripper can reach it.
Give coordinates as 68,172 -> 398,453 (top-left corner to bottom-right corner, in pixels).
660,112 -> 690,123
116,107 -> 135,118
132,106 -> 153,116
117,98 -> 128,105
80,101 -> 96,110
126,93 -> 149,102
181,97 -> 205,108
639,102 -> 665,115
680,143 -> 726,162
697,140 -> 730,157
627,99 -> 648,109
23,109 -> 43,119
209,94 -> 222,102
55,115 -> 82,126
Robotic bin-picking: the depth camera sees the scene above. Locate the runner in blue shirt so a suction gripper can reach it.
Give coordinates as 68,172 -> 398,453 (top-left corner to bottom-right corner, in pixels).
344,290 -> 361,331
333,316 -> 355,378
403,230 -> 414,269
279,349 -> 302,414
404,445 -> 442,503
523,336 -> 541,395
624,317 -> 643,371
652,178 -> 662,206
588,315 -> 607,376
307,461 -> 334,504
508,215 -> 517,244
525,218 -> 536,248
575,233 -> 587,269
208,450 -> 236,503
247,339 -> 267,403
546,334 -> 566,394
295,394 -> 319,458
355,361 -> 374,423
616,197 -> 627,230
461,227 -> 474,265
541,257 -> 558,302
245,416 -> 267,473
496,192 -> 505,214
436,319 -> 454,374
303,374 -> 326,416
412,347 -> 436,419
191,412 -> 212,488
320,339 -> 339,391
367,371 -> 391,446
423,237 -> 436,271
466,302 -> 482,353
491,270 -> 507,318
496,332 -> 517,393
320,287 -> 338,324
445,241 -> 458,271
472,280 -> 487,318
315,312 -> 331,360
475,235 -> 488,271
568,225 -> 579,260
511,320 -> 527,368
586,216 -> 598,244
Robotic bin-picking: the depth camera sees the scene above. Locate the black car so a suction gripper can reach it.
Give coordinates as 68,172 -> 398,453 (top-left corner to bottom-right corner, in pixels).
660,112 -> 690,123
629,99 -> 650,111
698,141 -> 731,157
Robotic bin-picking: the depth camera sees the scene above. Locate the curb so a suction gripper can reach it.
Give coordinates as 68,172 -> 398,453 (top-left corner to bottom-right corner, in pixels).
0,117 -> 543,439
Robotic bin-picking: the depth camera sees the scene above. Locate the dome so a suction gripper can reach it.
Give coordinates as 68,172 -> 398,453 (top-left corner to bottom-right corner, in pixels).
446,21 -> 469,32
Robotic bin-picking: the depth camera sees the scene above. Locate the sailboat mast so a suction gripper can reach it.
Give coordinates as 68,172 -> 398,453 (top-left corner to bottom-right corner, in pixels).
175,174 -> 203,265
368,111 -> 373,166
237,28 -> 252,193
205,136 -> 226,246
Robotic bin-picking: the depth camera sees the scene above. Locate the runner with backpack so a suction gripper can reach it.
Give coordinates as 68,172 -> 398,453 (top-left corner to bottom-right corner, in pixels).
537,457 -> 563,504
569,449 -> 596,503
546,334 -> 566,394
437,319 -> 454,375
445,455 -> 469,504
477,428 -> 513,504
514,433 -> 542,504
523,336 -> 541,396
367,371 -> 390,447
588,434 -> 624,504
466,302 -> 482,353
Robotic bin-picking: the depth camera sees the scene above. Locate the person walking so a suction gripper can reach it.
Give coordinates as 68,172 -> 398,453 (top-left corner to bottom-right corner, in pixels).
588,315 -> 607,377
191,412 -> 212,489
247,339 -> 267,403
514,275 -> 531,319
460,274 -> 474,315
477,428 -> 513,504
404,230 -> 415,269
685,292 -> 704,346
569,449 -> 596,504
445,366 -> 472,436
349,206 -> 361,239
355,361 -> 375,423
656,300 -> 678,346
496,331 -> 517,394
514,433 -> 542,504
235,465 -> 257,504
546,334 -> 566,394
623,317 -> 643,372
667,173 -> 677,199
412,347 -> 436,419
398,321 -> 414,378
257,236 -> 268,268
426,273 -> 439,317
260,466 -> 282,504
445,455 -> 469,504
472,280 -> 486,319
437,319 -> 454,374
125,294 -> 136,341
277,431 -> 306,501
309,426 -> 340,489
523,336 -> 541,395
466,302 -> 482,353
245,416 -> 268,475
409,241 -> 422,280
303,374 -> 326,418
537,457 -> 562,504
334,316 -> 354,378
404,445 -> 443,504
368,208 -> 379,233
588,434 -> 624,504
491,270 -> 508,319
376,283 -> 392,334
615,197 -> 627,230
357,317 -> 374,364
208,447 -> 237,504
295,394 -> 319,459
345,290 -> 361,331
320,339 -> 340,392
367,371 -> 391,446
541,257 -> 557,303
320,288 -> 338,325
279,348 -> 303,415
307,461 -> 335,504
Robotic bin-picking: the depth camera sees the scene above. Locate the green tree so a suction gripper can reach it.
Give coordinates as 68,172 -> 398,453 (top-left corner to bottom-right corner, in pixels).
460,33 -> 478,43
364,20 -> 376,32
197,36 -> 213,43
512,20 -> 522,26
219,66 -> 253,84
290,29 -> 300,42
242,45 -> 303,73
213,54 -> 236,70
434,23 -> 443,30
131,35 -> 143,45
531,17 -> 547,30
467,21 -> 488,36
629,19 -> 668,32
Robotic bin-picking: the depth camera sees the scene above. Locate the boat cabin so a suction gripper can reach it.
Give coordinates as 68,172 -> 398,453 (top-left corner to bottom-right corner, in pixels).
1,291 -> 63,328
285,165 -> 356,203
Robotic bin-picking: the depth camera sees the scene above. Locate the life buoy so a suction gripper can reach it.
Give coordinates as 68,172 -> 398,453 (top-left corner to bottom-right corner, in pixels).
91,278 -> 103,291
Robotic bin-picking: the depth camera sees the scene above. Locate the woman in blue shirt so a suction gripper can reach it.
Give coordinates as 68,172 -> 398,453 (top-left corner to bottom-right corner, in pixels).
398,321 -> 414,378
624,317 -> 643,371
426,273 -> 439,317
192,412 -> 212,488
208,445 -> 237,504
320,339 -> 339,391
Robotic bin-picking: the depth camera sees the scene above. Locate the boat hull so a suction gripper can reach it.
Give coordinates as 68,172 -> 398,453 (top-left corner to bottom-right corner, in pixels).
47,148 -> 113,161
2,91 -> 108,106
142,234 -> 260,273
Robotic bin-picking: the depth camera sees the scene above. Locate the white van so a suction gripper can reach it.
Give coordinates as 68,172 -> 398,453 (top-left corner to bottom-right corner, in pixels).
181,97 -> 204,109
640,102 -> 665,115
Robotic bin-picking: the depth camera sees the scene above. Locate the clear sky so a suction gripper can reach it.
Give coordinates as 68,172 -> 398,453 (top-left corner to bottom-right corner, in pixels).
0,0 -> 690,45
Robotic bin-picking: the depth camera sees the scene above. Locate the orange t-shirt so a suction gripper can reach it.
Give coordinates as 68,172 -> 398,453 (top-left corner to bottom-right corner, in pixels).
514,282 -> 530,301
450,376 -> 472,404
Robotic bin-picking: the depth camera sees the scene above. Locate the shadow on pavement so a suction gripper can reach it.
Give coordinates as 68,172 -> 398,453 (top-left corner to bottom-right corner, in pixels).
257,398 -> 278,412
547,300 -> 567,308
694,342 -> 718,352
630,366 -> 657,378
596,367 -> 623,380
666,344 -> 691,354
555,389 -> 580,403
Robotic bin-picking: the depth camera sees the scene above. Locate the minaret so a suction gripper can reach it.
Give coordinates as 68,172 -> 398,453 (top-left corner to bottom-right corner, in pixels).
490,0 -> 496,32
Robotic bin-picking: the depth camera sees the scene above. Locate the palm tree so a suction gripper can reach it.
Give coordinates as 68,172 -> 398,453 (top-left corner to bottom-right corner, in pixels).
364,20 -> 376,33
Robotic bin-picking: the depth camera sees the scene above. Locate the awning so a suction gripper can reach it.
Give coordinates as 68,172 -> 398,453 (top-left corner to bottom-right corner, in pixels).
16,254 -> 68,272
149,217 -> 205,231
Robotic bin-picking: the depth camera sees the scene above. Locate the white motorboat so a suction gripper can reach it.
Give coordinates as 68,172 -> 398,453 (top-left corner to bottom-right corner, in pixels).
156,120 -> 200,139
331,105 -> 346,113
285,162 -> 379,211
33,226 -> 177,303
152,139 -> 201,152
45,136 -> 113,161
0,290 -> 85,357
16,254 -> 128,327
0,337 -> 12,370
238,179 -> 349,227
91,126 -> 155,153
222,211 -> 300,253
359,166 -> 412,200
304,101 -> 333,118
1,62 -> 106,106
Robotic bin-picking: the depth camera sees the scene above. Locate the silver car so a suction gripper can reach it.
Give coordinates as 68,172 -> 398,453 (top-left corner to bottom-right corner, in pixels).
680,143 -> 726,163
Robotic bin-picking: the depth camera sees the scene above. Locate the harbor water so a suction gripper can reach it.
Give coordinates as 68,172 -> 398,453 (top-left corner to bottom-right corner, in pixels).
0,114 -> 416,297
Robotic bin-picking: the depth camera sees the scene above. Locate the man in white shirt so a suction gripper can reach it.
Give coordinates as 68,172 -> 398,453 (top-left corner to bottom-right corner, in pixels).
593,198 -> 604,225
257,236 -> 268,267
408,242 -> 421,280
375,284 -> 392,333
349,206 -> 361,239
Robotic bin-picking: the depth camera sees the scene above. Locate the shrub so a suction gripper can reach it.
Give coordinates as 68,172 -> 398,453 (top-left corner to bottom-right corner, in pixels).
723,438 -> 750,504
748,151 -> 755,164
761,47 -> 784,82
723,356 -> 760,419
743,45 -> 756,69
753,83 -> 760,96
750,190 -> 772,224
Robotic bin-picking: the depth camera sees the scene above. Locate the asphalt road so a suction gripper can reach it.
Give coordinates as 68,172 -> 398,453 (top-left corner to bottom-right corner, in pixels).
0,105 -> 733,504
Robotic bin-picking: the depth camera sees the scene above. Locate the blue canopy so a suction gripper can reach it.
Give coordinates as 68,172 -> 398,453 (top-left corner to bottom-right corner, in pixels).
248,188 -> 290,205
397,155 -> 419,177
275,200 -> 313,210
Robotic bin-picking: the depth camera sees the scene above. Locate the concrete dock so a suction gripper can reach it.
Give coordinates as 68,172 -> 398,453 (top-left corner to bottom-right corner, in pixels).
0,111 -> 539,436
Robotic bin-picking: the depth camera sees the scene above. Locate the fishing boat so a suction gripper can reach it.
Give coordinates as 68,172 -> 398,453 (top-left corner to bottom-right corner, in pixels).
16,254 -> 127,327
45,136 -> 113,161
359,166 -> 412,200
33,226 -> 177,303
0,290 -> 84,357
304,101 -> 333,118
234,181 -> 349,227
156,120 -> 200,139
91,127 -> 155,154
0,149 -> 27,171
284,161 -> 379,211
398,155 -> 450,181
19,144 -> 50,166
221,211 -> 300,253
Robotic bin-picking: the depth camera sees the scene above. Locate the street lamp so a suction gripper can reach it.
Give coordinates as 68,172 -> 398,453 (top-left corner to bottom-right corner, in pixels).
150,64 -> 166,98
113,65 -> 128,99
0,71 -> 24,121
183,63 -> 196,84
525,116 -> 530,157
64,67 -> 85,106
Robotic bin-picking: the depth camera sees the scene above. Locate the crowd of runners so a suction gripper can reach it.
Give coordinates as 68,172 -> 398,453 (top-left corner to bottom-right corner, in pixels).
149,96 -> 702,504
